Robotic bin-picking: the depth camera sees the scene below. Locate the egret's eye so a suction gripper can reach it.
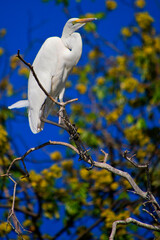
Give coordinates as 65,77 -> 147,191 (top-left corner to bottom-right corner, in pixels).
72,21 -> 77,25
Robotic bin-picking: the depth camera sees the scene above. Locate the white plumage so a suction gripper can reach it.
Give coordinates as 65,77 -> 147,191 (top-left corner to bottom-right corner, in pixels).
9,17 -> 96,133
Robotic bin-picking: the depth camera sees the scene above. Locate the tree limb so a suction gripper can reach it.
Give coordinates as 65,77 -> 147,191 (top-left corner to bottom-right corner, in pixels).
109,217 -> 160,240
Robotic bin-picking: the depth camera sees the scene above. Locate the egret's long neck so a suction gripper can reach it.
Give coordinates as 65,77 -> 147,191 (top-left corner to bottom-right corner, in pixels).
61,32 -> 82,66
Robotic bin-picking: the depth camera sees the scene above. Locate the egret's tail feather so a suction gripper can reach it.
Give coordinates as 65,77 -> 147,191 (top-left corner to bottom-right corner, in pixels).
28,108 -> 43,134
28,98 -> 55,134
8,100 -> 29,109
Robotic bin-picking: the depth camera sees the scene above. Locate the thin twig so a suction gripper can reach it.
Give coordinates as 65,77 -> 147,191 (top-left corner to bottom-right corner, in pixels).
142,209 -> 159,224
123,150 -> 148,168
6,140 -> 79,173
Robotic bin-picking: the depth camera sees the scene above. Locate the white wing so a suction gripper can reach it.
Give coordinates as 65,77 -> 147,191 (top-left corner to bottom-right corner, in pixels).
28,37 -> 63,133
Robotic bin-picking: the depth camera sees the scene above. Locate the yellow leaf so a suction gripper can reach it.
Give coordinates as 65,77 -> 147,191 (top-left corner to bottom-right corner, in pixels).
135,0 -> 146,8
10,54 -> 20,69
0,28 -> 7,37
76,83 -> 87,94
50,151 -> 62,160
0,47 -> 4,56
106,0 -> 117,10
121,27 -> 132,37
96,76 -> 105,85
135,12 -> 154,30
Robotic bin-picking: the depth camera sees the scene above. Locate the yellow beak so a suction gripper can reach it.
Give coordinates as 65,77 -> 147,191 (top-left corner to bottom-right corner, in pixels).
74,18 -> 97,24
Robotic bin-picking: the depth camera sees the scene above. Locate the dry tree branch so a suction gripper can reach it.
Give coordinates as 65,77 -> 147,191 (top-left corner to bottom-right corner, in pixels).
109,217 -> 160,240
123,150 -> 160,219
4,140 -> 79,175
7,176 -> 31,238
123,150 -> 148,168
97,150 -> 147,199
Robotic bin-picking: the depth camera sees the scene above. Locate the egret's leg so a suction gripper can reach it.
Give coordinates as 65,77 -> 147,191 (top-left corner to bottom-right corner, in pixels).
58,88 -> 66,125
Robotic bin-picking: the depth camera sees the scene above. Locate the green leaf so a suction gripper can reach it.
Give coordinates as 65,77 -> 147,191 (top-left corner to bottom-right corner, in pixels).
136,118 -> 146,129
95,12 -> 106,19
84,22 -> 96,32
126,114 -> 134,124
65,200 -> 80,216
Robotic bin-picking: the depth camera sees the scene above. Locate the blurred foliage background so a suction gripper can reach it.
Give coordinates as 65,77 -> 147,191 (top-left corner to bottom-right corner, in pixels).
0,0 -> 160,239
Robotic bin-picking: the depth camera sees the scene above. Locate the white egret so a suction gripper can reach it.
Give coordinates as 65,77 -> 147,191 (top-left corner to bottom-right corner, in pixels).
9,17 -> 96,134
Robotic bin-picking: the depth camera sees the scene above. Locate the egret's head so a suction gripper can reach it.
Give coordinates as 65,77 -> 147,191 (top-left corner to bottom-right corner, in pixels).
62,17 -> 97,38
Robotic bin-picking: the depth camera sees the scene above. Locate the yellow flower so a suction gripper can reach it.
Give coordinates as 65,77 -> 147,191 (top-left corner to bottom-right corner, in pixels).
121,27 -> 132,37
72,66 -> 80,74
88,48 -> 101,60
10,54 -> 20,69
0,222 -> 12,237
0,47 -> 4,56
96,76 -> 105,85
142,33 -> 153,45
50,164 -> 62,178
123,179 -> 132,189
132,27 -> 139,33
7,83 -> 13,96
137,148 -> 146,160
143,46 -> 154,55
0,125 -> 9,154
84,22 -> 96,32
80,168 -> 90,180
154,37 -> 160,52
101,209 -> 116,228
110,182 -> 119,191
66,80 -> 72,88
106,0 -> 117,10
84,13 -> 95,18
76,83 -> 87,94
0,28 -> 7,38
61,160 -> 73,171
124,125 -> 150,146
40,179 -> 48,188
0,156 -> 10,167
116,56 -> 126,66
23,219 -> 32,227
29,170 -> 42,188
18,67 -> 29,78
106,108 -> 122,124
71,103 -> 82,112
50,151 -> 62,160
118,211 -> 130,220
92,169 -> 113,189
135,0 -> 146,8
121,77 -> 139,93
135,12 -> 154,30
147,143 -> 155,152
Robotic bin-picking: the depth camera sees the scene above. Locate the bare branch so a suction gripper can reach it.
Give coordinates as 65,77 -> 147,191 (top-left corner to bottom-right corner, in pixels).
142,209 -> 159,224
109,217 -> 160,240
100,149 -> 108,163
95,150 -> 147,199
7,176 -> 31,237
123,150 -> 148,169
6,140 -> 79,174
